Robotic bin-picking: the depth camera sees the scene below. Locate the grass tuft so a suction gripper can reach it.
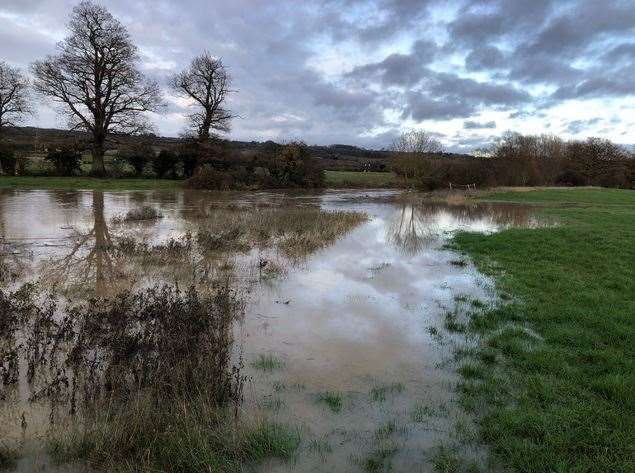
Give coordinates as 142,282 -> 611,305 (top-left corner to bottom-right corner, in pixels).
370,382 -> 405,402
251,354 -> 285,371
316,391 -> 343,413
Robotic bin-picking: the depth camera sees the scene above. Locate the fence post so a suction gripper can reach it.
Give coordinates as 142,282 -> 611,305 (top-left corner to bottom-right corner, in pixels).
449,182 -> 453,190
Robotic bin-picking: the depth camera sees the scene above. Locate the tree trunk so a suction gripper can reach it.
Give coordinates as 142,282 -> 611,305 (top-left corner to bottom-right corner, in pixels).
91,136 -> 106,177
0,126 -> 4,175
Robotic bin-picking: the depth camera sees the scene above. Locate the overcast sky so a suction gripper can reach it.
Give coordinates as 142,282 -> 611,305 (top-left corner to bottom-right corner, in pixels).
1,0 -> 634,151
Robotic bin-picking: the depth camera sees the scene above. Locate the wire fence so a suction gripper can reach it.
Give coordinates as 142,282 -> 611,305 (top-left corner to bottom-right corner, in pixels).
448,183 -> 476,190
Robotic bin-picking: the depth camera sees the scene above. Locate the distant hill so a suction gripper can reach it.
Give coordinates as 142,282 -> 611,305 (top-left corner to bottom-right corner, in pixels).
1,126 -> 474,172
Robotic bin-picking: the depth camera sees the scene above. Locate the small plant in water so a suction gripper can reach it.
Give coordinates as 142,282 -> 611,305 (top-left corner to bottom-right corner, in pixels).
308,437 -> 333,458
410,403 -> 436,422
450,259 -> 467,267
370,383 -> 405,402
114,205 -> 163,223
317,391 -> 343,413
251,354 -> 285,371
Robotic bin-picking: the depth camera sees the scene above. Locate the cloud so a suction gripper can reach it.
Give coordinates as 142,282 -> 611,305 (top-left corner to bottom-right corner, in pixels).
0,0 -> 633,149
464,120 -> 496,129
564,117 -> 602,134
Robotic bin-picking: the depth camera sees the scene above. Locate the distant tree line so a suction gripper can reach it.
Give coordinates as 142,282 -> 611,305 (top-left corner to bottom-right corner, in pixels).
391,130 -> 634,189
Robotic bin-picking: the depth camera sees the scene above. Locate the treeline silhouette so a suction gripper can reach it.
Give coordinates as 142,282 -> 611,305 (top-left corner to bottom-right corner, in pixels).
392,132 -> 634,190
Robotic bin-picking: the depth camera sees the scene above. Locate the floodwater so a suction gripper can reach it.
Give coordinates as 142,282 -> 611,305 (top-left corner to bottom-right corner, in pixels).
0,188 -> 542,472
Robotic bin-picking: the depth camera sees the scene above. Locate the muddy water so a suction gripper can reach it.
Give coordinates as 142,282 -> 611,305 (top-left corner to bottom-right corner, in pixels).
0,188 -> 540,472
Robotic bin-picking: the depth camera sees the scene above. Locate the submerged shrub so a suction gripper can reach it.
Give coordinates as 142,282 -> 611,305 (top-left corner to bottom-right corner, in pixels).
119,205 -> 163,222
1,283 -> 244,406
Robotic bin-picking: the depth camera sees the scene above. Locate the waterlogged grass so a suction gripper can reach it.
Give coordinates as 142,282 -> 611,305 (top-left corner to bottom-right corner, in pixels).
449,188 -> 635,472
317,391 -> 343,413
251,354 -> 285,371
410,403 -> 436,423
49,396 -> 300,472
308,437 -> 333,457
431,446 -> 480,473
242,422 -> 301,462
0,176 -> 181,190
370,382 -> 405,402
196,207 -> 368,258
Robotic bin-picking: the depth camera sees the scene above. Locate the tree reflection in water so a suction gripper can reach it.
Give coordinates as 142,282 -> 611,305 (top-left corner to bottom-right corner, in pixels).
387,201 -> 538,255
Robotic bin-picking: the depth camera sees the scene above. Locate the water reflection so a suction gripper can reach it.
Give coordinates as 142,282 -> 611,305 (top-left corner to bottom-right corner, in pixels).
43,191 -> 118,294
0,189 -> 543,472
387,201 -> 541,256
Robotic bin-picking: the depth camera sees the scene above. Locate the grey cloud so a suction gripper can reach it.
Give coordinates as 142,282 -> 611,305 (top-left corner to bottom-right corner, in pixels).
564,118 -> 602,134
464,120 -> 496,129
346,39 -> 440,86
464,46 -> 506,71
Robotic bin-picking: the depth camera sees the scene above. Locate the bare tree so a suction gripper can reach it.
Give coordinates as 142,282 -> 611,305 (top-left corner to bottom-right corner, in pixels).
0,62 -> 31,136
392,130 -> 443,155
170,53 -> 233,143
32,1 -> 162,176
391,130 -> 443,187
0,62 -> 31,174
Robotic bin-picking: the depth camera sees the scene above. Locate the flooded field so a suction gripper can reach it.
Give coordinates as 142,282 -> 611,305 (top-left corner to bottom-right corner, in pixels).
0,189 -> 543,472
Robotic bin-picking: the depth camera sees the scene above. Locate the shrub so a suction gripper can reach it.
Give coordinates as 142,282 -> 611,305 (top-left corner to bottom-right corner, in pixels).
152,149 -> 178,178
180,152 -> 198,178
187,167 -> 238,190
45,147 -> 82,176
263,141 -> 324,188
0,143 -> 17,175
118,143 -> 154,176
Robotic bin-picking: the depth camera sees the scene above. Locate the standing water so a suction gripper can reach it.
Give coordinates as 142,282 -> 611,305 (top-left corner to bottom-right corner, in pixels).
0,189 -> 541,472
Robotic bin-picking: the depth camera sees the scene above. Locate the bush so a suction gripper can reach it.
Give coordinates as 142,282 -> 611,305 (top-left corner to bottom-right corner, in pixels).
45,147 -> 82,176
262,142 -> 324,188
118,143 -> 154,176
187,167 -> 243,190
0,144 -> 17,175
152,150 -> 178,178
180,152 -> 198,178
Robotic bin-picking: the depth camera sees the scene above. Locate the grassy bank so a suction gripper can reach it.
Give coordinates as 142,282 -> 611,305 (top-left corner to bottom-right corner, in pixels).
0,176 -> 182,191
450,188 -> 634,472
324,170 -> 399,187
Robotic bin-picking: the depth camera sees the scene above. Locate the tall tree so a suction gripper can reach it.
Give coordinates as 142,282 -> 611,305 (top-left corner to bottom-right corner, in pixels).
0,62 -> 31,174
170,53 -> 233,143
0,62 -> 31,136
32,1 -> 162,176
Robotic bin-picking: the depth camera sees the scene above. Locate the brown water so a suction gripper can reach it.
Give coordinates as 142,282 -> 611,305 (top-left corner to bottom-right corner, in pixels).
0,188 -> 542,472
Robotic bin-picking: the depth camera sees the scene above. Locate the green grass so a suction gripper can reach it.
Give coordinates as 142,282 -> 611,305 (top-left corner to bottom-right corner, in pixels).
242,422 -> 301,462
484,187 -> 634,206
324,170 -> 398,188
0,176 -> 182,190
251,354 -> 285,371
316,391 -> 343,413
449,188 -> 635,473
